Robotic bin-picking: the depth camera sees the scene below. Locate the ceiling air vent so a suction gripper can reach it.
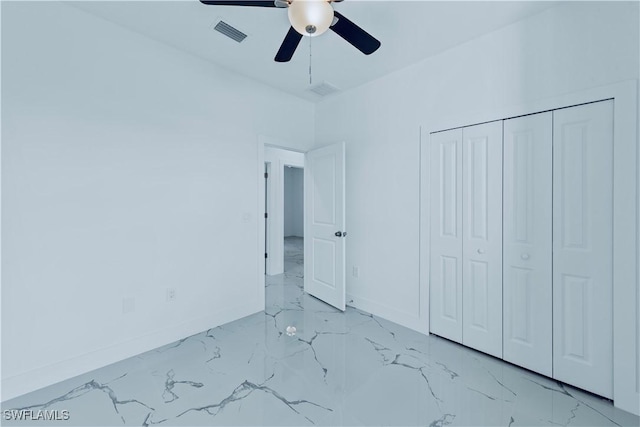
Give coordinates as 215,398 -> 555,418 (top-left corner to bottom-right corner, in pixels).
214,20 -> 247,43
308,82 -> 340,97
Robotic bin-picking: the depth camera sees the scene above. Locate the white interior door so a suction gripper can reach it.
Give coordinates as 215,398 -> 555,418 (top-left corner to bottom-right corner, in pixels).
304,142 -> 346,311
429,129 -> 463,343
462,121 -> 503,358
503,112 -> 553,376
552,100 -> 614,398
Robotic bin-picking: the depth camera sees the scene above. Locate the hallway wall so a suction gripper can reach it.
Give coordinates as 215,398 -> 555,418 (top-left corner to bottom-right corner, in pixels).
284,167 -> 304,238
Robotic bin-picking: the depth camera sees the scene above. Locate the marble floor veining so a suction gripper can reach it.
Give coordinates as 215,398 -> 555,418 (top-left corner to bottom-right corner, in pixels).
2,237 -> 639,426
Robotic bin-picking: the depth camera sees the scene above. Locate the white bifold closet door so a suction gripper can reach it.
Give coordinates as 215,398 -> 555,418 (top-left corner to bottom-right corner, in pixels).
552,100 -> 614,399
461,121 -> 503,358
503,112 -> 553,376
429,128 -> 463,343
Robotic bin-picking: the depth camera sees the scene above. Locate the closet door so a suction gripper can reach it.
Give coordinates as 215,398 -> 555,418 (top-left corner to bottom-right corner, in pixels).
553,100 -> 613,398
429,129 -> 463,343
503,112 -> 552,376
462,121 -> 503,358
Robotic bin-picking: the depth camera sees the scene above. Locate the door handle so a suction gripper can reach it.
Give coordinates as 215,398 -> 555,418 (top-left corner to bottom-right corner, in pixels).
335,231 -> 342,237
521,253 -> 530,260
477,249 -> 485,254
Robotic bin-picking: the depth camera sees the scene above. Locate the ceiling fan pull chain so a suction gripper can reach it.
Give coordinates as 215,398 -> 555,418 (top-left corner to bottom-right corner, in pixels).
309,35 -> 312,85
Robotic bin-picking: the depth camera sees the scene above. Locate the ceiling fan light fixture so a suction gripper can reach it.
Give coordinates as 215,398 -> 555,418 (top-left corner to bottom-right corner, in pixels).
288,0 -> 333,37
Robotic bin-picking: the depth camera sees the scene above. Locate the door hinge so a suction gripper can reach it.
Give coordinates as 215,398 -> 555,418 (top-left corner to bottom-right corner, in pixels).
265,253 -> 268,259
264,172 -> 268,178
264,212 -> 268,219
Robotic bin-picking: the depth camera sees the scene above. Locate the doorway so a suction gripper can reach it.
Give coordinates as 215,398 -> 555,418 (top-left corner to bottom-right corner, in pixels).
263,146 -> 304,277
261,142 -> 347,312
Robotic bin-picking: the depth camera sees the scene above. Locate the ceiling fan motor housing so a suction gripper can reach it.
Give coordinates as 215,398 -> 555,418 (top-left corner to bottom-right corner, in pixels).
288,0 -> 334,37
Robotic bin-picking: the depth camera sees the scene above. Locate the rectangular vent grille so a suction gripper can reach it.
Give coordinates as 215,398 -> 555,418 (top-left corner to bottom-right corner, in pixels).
214,21 -> 247,43
308,82 -> 340,97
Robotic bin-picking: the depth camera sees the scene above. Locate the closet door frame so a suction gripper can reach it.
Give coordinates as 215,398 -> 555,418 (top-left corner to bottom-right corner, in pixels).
419,79 -> 638,415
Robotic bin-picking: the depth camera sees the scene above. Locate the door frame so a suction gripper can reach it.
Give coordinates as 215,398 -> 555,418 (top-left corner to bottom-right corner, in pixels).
419,79 -> 638,415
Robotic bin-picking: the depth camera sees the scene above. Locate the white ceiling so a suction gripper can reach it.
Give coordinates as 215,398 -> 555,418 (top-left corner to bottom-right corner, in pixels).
69,0 -> 560,102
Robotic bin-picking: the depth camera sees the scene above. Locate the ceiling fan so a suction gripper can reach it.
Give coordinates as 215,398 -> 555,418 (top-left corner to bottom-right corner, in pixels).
200,0 -> 381,62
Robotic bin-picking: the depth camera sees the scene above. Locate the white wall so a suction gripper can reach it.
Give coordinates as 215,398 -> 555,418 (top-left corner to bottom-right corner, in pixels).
315,0 -> 639,378
1,1 -> 314,401
284,167 -> 304,238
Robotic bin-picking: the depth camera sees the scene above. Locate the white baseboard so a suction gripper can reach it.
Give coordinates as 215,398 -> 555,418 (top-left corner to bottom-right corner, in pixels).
614,391 -> 640,416
346,293 -> 428,335
1,301 -> 262,402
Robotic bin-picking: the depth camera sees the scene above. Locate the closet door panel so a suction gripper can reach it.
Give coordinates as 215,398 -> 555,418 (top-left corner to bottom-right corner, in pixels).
553,100 -> 613,398
462,121 -> 503,358
503,112 -> 552,376
430,129 -> 463,342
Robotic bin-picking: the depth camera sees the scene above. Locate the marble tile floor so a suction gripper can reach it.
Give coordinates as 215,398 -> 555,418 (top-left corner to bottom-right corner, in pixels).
2,237 -> 639,426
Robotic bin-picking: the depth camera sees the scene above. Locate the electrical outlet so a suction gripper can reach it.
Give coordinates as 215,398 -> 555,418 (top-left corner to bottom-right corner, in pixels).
352,266 -> 360,278
166,288 -> 176,302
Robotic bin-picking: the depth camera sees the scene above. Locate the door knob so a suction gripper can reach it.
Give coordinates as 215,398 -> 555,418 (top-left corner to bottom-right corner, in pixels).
335,231 -> 343,237
521,253 -> 530,260
477,249 -> 485,254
